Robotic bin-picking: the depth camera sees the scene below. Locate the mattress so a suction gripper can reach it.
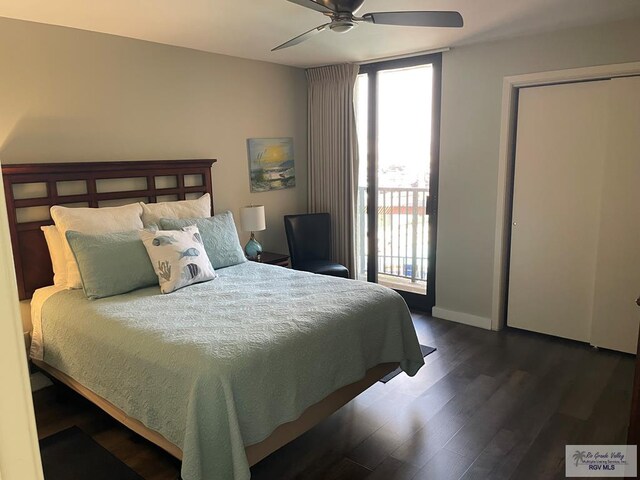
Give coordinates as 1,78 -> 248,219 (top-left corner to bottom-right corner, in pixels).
30,284 -> 66,361
32,261 -> 424,480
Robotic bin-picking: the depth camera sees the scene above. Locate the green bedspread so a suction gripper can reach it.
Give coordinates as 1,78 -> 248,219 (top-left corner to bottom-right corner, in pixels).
41,261 -> 424,480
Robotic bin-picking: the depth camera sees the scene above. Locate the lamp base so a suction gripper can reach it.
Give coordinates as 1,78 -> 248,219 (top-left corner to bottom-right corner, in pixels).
245,233 -> 263,260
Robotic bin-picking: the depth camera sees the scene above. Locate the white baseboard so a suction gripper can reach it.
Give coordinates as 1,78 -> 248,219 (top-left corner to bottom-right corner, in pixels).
432,307 -> 492,330
30,372 -> 52,392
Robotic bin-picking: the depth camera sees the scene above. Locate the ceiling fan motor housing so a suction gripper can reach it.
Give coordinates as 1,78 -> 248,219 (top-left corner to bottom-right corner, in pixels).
322,0 -> 366,14
329,20 -> 356,33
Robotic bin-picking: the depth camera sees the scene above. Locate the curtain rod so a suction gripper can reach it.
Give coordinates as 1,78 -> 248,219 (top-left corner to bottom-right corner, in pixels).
356,47 -> 450,65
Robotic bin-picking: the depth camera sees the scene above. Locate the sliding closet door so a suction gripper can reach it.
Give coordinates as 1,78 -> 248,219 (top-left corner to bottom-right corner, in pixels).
590,77 -> 640,354
507,81 -> 609,342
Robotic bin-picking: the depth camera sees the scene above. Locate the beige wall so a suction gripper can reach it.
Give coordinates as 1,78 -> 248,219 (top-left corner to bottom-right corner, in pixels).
436,16 -> 640,324
0,17 -> 307,256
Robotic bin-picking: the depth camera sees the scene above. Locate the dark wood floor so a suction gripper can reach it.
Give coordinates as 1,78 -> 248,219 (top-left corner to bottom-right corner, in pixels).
33,312 -> 635,480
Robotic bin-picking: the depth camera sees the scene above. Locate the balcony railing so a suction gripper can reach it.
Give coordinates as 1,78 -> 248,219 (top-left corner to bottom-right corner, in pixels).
357,186 -> 429,285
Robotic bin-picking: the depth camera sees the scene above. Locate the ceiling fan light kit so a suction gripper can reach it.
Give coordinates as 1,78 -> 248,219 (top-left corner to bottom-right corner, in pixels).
273,0 -> 463,51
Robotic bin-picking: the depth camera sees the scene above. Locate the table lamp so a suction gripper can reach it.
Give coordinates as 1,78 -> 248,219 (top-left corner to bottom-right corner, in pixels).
240,205 -> 266,259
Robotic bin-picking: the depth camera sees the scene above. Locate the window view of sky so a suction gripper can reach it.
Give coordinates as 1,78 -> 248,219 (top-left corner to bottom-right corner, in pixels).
356,65 -> 433,189
355,65 -> 434,289
355,74 -> 369,187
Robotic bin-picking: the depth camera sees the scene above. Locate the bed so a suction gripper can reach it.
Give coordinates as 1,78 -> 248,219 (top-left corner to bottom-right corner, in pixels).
2,160 -> 424,480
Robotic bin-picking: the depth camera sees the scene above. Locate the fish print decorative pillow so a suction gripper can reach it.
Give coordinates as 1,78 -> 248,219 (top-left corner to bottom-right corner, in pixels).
139,226 -> 217,294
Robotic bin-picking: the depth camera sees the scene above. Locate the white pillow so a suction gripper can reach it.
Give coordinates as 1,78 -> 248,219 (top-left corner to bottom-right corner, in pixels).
50,203 -> 144,289
139,226 -> 217,293
140,194 -> 211,227
41,225 -> 68,286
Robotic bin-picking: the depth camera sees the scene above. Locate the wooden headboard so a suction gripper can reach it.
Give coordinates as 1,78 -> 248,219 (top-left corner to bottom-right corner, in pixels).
1,159 -> 216,300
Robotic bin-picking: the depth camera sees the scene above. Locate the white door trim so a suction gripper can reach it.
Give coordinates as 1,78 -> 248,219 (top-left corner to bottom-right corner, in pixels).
0,167 -> 44,480
491,61 -> 640,331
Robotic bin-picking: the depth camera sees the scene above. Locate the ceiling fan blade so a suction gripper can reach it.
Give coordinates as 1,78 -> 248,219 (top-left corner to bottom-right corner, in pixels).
286,0 -> 336,14
363,11 -> 464,28
272,23 -> 330,51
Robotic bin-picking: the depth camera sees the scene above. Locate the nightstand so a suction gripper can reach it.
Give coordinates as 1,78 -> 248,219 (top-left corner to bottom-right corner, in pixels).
252,251 -> 290,267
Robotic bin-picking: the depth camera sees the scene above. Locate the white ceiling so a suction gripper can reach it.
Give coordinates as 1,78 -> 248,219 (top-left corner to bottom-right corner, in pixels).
1,0 -> 640,68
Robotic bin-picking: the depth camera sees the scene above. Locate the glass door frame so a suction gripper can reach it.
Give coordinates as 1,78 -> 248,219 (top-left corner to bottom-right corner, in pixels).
359,53 -> 442,312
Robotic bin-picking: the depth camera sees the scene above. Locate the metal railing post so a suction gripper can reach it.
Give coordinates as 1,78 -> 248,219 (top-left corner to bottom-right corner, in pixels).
411,189 -> 419,284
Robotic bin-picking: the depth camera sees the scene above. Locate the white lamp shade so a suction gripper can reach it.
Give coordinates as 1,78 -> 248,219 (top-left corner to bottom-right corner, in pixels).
240,205 -> 266,232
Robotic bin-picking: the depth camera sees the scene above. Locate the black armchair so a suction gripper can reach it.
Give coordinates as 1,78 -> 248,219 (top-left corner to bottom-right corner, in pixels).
284,213 -> 349,279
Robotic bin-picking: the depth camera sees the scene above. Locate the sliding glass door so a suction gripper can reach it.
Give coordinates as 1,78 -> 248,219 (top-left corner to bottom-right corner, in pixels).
355,54 -> 441,311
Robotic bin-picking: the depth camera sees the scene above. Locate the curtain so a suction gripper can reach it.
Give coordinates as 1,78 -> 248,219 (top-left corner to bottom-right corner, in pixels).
306,63 -> 360,276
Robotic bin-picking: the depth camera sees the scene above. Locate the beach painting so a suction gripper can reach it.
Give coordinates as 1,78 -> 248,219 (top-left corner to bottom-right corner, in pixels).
247,137 -> 295,192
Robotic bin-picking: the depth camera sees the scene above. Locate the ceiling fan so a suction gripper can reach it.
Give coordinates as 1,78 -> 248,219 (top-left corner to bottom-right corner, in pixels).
272,0 -> 464,51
